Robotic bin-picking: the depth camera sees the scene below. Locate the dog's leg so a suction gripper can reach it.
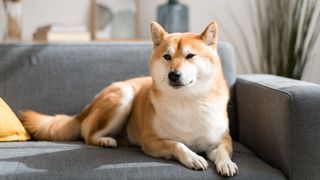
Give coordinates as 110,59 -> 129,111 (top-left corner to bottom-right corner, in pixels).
206,133 -> 238,176
81,82 -> 135,148
142,139 -> 209,170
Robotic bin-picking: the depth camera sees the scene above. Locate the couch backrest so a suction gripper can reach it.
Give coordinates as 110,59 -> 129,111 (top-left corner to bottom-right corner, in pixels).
0,42 -> 237,139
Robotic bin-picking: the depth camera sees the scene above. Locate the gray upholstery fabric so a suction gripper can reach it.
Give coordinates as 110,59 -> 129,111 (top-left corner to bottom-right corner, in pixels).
0,42 -> 238,138
0,42 -> 152,116
0,141 -> 285,180
236,74 -> 320,180
218,42 -> 238,139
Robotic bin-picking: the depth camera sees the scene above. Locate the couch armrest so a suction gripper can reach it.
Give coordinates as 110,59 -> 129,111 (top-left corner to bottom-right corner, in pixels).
236,74 -> 320,180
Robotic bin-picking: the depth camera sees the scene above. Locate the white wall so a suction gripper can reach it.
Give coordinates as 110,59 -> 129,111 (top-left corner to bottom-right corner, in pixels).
22,0 -> 91,41
18,0 -> 320,84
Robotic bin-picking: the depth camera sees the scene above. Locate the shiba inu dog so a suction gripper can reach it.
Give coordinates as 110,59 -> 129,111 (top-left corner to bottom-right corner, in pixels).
21,21 -> 238,176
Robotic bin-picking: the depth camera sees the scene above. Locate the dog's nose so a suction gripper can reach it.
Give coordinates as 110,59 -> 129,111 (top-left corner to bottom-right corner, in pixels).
168,71 -> 181,82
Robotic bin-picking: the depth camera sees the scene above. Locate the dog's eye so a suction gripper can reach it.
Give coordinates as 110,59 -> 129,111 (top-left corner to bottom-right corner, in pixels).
163,54 -> 171,61
186,54 -> 196,59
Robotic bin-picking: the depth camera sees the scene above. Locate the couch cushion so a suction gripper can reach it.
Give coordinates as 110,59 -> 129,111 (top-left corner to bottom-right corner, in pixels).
0,141 -> 285,180
0,42 -> 152,115
218,42 -> 238,139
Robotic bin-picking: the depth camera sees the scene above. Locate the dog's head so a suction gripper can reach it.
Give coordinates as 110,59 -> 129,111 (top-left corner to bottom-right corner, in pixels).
150,21 -> 222,96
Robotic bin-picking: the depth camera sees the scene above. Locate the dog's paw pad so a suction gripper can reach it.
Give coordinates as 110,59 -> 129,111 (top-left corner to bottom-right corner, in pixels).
180,153 -> 209,171
98,137 -> 117,148
215,160 -> 238,176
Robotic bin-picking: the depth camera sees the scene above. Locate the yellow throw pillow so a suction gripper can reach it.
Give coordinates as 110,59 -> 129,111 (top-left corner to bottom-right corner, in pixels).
0,98 -> 30,141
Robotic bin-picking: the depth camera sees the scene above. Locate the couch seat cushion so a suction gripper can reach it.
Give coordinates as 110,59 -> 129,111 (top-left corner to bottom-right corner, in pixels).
0,141 -> 285,180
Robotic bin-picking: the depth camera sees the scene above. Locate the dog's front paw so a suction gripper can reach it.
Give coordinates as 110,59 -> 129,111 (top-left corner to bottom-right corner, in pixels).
98,137 -> 117,148
215,159 -> 238,176
179,151 -> 209,171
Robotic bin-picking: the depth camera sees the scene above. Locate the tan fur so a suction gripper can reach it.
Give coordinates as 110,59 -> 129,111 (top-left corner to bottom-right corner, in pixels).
20,111 -> 80,141
20,21 -> 238,176
79,83 -> 123,144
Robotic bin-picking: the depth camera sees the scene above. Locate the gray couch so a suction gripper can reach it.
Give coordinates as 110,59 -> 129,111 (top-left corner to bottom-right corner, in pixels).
0,42 -> 319,180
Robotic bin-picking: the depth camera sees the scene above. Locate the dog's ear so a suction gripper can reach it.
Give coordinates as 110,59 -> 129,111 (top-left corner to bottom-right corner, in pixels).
150,21 -> 167,48
200,21 -> 219,50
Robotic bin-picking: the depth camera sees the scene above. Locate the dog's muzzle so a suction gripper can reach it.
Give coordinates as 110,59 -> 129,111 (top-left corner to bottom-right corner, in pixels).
168,70 -> 181,82
168,71 -> 193,88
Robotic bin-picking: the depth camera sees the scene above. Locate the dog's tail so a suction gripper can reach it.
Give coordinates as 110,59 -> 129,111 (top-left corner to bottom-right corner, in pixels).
20,111 -> 81,141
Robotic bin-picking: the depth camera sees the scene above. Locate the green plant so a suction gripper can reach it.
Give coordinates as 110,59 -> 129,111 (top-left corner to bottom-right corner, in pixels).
236,0 -> 320,79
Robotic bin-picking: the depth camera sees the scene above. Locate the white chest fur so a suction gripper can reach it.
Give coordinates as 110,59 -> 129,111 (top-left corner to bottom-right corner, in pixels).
151,94 -> 228,153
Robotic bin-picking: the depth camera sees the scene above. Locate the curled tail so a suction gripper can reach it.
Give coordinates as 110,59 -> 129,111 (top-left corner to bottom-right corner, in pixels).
20,111 -> 81,141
